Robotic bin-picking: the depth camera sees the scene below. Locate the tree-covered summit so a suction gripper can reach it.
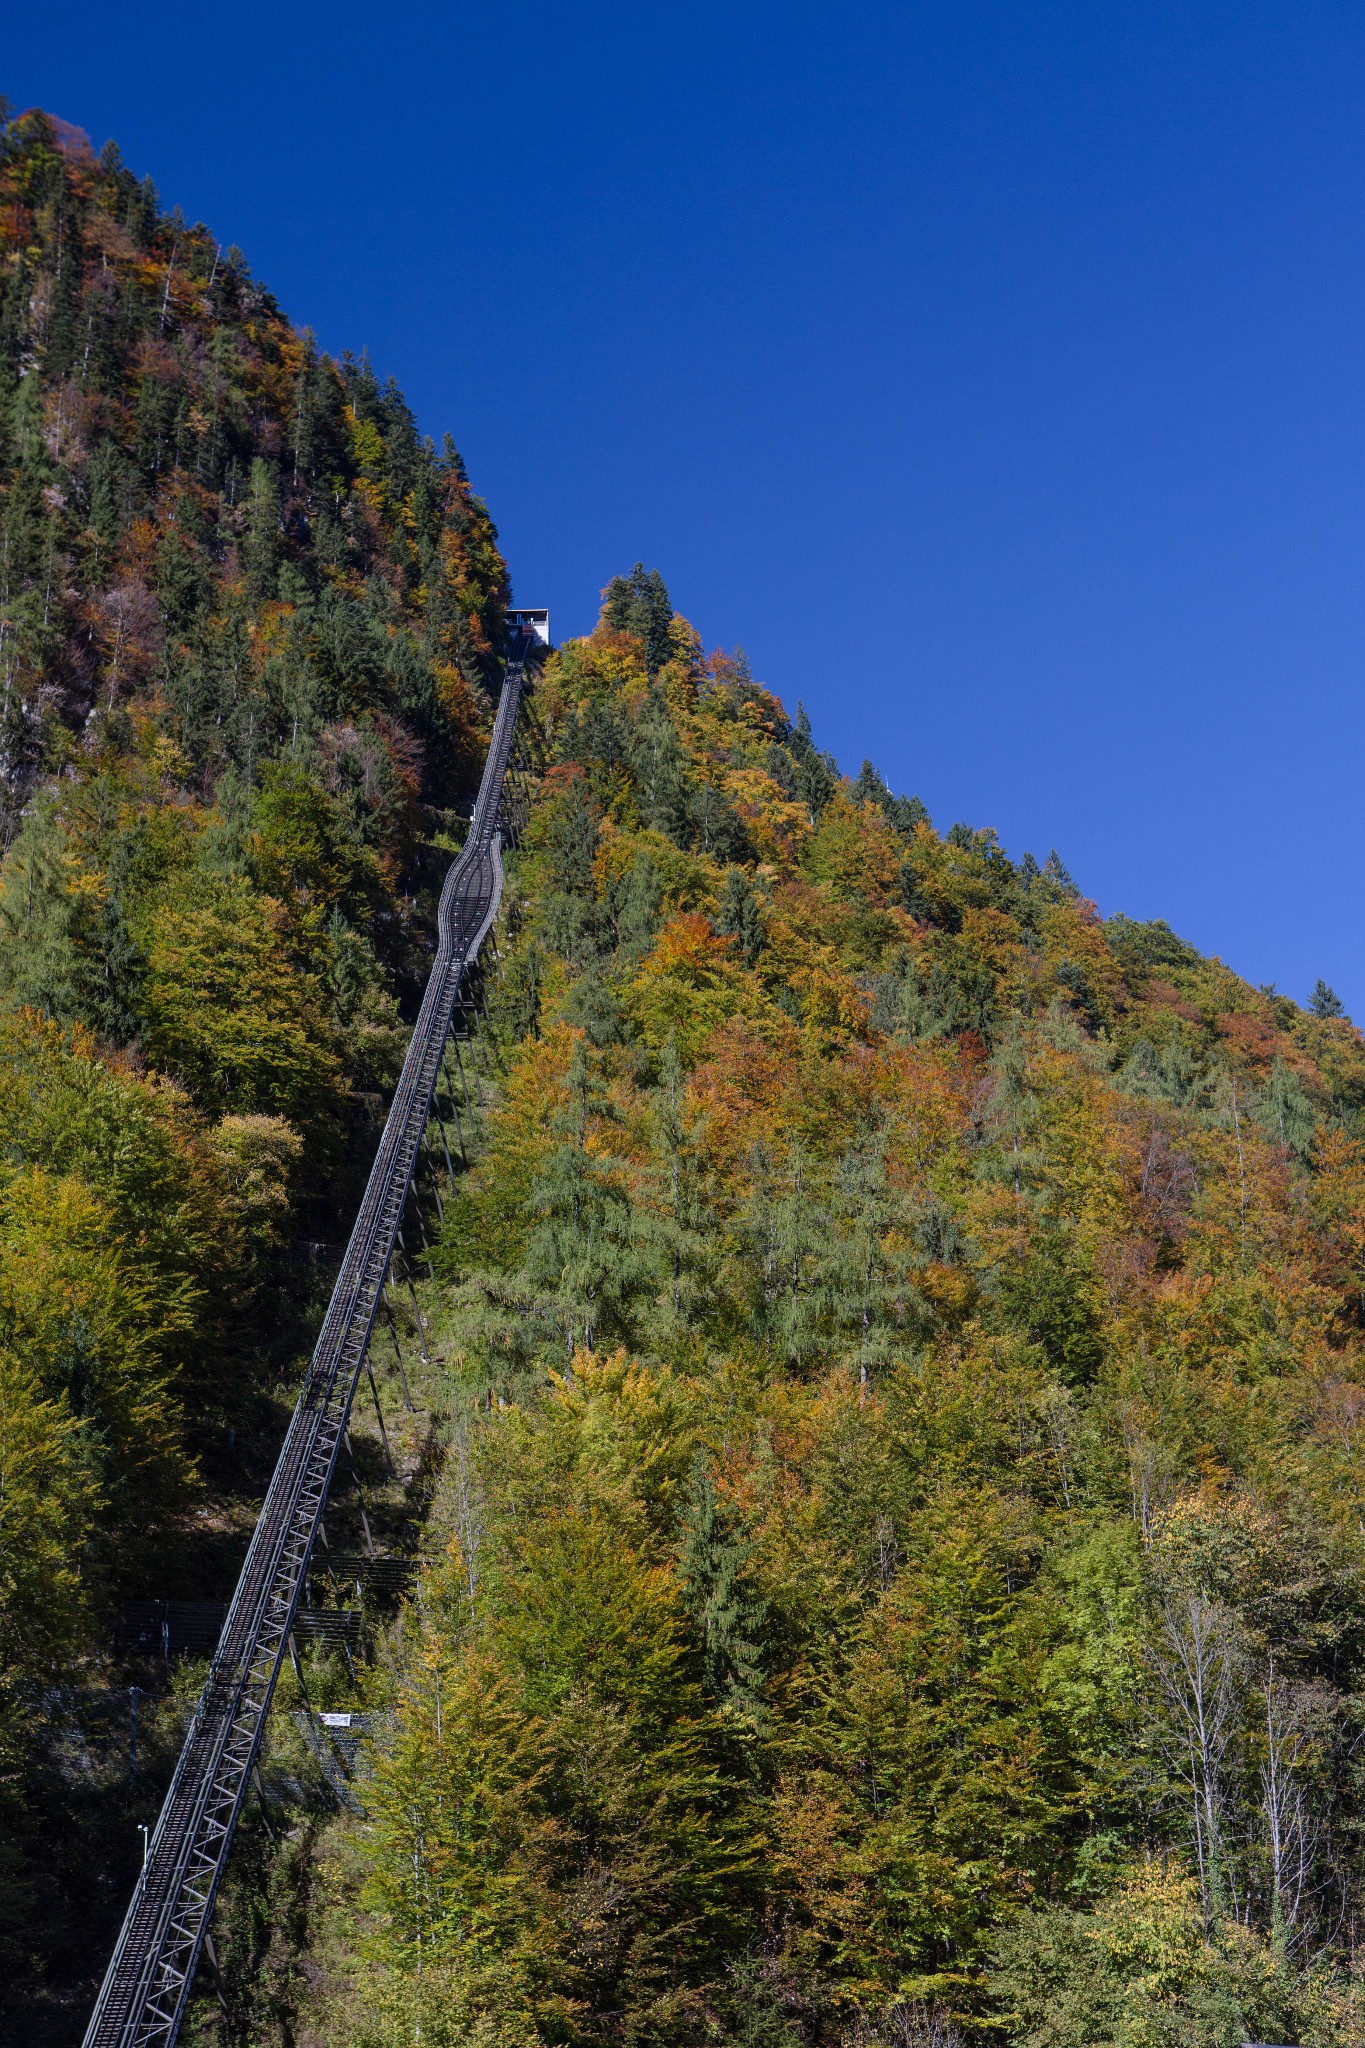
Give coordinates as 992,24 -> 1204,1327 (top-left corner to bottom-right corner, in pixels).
287,578 -> 1365,2047
6,103 -> 1365,2048
0,105 -> 510,2033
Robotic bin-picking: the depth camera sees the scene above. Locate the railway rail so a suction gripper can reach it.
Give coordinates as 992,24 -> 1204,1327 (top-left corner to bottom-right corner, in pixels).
83,628 -> 536,2048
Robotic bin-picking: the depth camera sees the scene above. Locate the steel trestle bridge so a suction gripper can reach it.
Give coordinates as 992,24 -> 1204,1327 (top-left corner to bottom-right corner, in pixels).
83,629 -> 536,2048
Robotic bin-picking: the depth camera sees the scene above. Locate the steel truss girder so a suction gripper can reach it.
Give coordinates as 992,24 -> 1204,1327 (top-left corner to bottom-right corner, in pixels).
83,643 -> 532,2048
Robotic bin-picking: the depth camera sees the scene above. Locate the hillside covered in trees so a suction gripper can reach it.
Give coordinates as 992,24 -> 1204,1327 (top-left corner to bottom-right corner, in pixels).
288,582 -> 1365,2048
6,101 -> 1365,2048
0,101 -> 509,2039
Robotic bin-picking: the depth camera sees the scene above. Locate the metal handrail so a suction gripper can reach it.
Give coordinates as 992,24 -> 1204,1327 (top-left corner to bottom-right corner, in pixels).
83,634 -> 532,2047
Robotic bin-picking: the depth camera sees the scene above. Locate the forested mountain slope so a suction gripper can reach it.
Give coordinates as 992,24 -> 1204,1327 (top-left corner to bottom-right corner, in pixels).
0,102 -> 508,2036
6,100 -> 1365,2048
275,572 -> 1365,2048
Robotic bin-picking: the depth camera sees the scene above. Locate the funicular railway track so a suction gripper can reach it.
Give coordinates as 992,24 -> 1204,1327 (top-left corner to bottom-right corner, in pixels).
83,629 -> 537,2048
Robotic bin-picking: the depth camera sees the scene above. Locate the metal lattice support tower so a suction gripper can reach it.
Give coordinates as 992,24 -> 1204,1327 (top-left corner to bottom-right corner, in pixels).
83,634 -> 535,2048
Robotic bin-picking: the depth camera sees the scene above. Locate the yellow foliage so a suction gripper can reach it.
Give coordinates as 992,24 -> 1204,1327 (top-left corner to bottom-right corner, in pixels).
0,1167 -> 194,1513
719,766 -> 812,863
345,405 -> 386,480
206,1113 -> 302,1244
0,1347 -> 101,1678
802,787 -> 904,906
626,911 -> 770,1060
1040,896 -> 1128,1025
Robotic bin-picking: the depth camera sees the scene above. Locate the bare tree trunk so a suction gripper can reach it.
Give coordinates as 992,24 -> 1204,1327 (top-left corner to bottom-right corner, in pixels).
1260,1669 -> 1315,1956
1147,1593 -> 1243,1927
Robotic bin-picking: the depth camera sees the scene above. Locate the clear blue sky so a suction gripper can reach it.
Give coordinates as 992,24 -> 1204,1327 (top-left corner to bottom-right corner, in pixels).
8,2 -> 1364,1012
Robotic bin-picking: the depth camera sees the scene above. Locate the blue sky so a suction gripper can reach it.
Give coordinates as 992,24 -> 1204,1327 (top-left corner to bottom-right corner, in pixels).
8,1 -> 1364,1011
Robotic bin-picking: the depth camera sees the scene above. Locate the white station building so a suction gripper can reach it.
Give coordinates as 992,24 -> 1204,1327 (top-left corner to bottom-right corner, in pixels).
506,607 -> 551,646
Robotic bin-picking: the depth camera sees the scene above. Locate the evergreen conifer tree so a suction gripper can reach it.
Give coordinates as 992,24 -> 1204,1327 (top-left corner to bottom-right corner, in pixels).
242,456 -> 281,606
679,1458 -> 768,1722
1256,1057 -> 1317,1162
612,850 -> 665,962
884,789 -> 930,833
541,780 -> 604,964
1043,848 -> 1079,895
601,562 -> 674,674
524,1037 -> 648,1351
716,867 -> 766,966
854,758 -> 887,806
812,1126 -> 919,1394
646,1039 -> 712,1329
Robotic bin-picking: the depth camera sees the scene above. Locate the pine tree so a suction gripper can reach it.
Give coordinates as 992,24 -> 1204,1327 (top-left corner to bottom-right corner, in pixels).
716,867 -> 765,966
611,850 -> 664,961
679,1458 -> 768,1722
854,758 -> 887,806
90,862 -> 146,1044
242,455 -> 281,605
744,1144 -> 829,1367
541,780 -> 605,963
524,1037 -> 648,1352
601,562 -> 674,674
1042,848 -> 1079,895
646,1039 -> 712,1329
787,700 -> 836,820
998,1224 -> 1104,1385
1256,1058 -> 1317,1163
984,1018 -> 1037,1196
884,789 -> 930,833
814,1125 -> 909,1394
1310,978 -> 1346,1019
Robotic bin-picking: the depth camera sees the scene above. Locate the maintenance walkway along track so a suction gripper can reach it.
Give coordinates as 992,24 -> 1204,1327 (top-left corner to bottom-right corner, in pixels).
83,630 -> 537,2048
